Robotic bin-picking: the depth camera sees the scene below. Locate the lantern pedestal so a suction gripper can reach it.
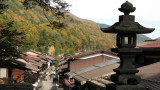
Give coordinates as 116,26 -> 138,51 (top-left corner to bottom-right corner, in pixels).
110,48 -> 142,85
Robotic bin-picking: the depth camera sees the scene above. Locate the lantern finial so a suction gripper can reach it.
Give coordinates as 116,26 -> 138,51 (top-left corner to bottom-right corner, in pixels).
119,1 -> 136,15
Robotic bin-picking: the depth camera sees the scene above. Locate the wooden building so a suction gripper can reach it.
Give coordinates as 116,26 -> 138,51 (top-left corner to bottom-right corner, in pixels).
0,59 -> 26,84
57,50 -> 119,90
0,50 -> 51,84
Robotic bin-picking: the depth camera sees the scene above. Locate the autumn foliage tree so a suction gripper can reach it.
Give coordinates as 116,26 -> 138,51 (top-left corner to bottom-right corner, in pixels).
0,0 -> 116,57
48,45 -> 55,56
22,0 -> 70,29
0,0 -> 70,59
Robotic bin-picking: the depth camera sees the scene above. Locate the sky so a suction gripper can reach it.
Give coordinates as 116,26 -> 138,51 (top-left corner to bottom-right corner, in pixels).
65,0 -> 160,39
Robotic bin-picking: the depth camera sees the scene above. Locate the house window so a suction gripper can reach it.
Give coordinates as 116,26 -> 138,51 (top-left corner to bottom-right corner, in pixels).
0,68 -> 7,78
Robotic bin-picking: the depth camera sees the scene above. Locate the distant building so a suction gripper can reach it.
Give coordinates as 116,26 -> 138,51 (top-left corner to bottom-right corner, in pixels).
136,39 -> 160,66
137,39 -> 160,48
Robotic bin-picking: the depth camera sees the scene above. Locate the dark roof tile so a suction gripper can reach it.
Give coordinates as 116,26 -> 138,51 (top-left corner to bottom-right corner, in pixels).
137,61 -> 160,90
140,39 -> 160,48
65,50 -> 117,60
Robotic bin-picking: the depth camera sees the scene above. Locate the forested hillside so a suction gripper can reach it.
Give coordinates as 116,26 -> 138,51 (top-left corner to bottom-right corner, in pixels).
0,0 -> 116,56
0,0 -> 150,56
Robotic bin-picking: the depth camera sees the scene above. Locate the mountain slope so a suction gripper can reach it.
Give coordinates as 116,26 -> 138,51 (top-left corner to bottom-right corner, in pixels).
137,34 -> 151,43
0,0 -> 116,55
1,0 -> 151,56
96,23 -> 110,28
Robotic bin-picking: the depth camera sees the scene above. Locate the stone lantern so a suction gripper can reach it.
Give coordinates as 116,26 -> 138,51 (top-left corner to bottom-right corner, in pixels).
101,1 -> 154,90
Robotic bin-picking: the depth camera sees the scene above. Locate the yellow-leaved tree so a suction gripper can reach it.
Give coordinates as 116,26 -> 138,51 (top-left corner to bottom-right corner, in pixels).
48,45 -> 55,56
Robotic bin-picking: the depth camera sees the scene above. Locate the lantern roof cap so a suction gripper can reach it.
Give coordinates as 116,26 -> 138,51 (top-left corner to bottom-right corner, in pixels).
101,1 -> 155,34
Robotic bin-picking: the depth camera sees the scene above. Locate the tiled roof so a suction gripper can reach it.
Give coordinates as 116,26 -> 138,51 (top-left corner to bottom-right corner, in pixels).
65,50 -> 117,60
88,76 -> 114,88
16,59 -> 39,71
140,39 -> 160,48
11,59 -> 26,66
25,63 -> 39,71
38,55 -> 47,60
74,63 -> 119,83
16,50 -> 51,73
58,60 -> 67,66
67,59 -> 160,89
67,59 -> 119,84
77,61 -> 160,89
137,61 -> 160,90
21,56 -> 43,67
137,61 -> 160,80
67,59 -> 119,77
45,55 -> 55,60
136,40 -> 153,47
25,51 -> 38,56
141,79 -> 160,90
57,64 -> 68,73
25,50 -> 42,55
15,59 -> 28,65
57,64 -> 68,70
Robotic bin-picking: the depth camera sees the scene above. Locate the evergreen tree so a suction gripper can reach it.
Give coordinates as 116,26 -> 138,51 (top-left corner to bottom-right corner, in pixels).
0,0 -> 8,14
37,30 -> 48,53
0,21 -> 24,60
0,0 -> 24,61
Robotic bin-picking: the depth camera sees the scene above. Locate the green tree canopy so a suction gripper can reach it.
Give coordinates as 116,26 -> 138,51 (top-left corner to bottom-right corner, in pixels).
0,21 -> 24,60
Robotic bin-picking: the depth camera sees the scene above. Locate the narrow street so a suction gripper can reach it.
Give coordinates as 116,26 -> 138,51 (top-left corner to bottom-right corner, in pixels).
39,77 -> 63,90
37,67 -> 63,90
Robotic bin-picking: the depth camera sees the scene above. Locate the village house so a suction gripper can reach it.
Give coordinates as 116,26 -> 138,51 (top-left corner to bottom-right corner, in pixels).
0,49 -> 54,90
57,50 -> 119,90
136,39 -> 160,66
0,58 -> 26,84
